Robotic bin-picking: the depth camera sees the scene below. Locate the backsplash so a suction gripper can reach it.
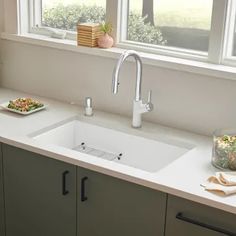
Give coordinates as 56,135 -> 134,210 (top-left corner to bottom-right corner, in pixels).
1,39 -> 236,136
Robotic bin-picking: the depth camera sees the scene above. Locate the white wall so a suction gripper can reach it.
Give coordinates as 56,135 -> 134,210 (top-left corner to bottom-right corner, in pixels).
0,0 -> 4,78
1,39 -> 236,136
0,0 -> 3,31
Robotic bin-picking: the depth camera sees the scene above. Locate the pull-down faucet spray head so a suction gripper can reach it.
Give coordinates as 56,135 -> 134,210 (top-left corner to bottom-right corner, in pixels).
111,50 -> 142,101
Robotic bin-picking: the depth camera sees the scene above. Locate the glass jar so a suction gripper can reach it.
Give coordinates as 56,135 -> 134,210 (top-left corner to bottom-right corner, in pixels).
212,129 -> 236,170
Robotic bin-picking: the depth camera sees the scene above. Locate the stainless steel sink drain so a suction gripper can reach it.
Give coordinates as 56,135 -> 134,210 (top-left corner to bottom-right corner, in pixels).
73,142 -> 123,161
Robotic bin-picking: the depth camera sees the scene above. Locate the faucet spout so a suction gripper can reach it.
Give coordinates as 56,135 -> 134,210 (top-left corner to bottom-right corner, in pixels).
112,50 -> 142,102
111,50 -> 153,128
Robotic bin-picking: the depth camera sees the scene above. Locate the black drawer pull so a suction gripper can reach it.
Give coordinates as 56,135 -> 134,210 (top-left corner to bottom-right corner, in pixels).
62,171 -> 69,195
81,177 -> 88,202
176,213 -> 236,236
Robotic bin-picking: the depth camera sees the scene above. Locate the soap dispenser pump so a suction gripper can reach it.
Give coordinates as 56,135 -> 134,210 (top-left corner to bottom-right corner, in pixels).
84,97 -> 93,116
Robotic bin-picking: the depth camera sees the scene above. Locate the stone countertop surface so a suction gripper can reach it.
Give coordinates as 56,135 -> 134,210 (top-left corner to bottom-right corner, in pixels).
0,88 -> 235,214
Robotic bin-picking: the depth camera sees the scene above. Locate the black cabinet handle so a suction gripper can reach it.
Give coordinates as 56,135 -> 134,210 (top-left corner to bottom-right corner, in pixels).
81,177 -> 88,202
62,171 -> 69,196
176,212 -> 236,236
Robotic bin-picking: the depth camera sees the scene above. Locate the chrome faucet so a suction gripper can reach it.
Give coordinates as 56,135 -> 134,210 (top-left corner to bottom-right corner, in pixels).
112,50 -> 153,128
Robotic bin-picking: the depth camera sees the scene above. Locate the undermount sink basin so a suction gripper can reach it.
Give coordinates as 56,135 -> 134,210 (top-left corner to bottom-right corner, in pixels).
33,119 -> 192,172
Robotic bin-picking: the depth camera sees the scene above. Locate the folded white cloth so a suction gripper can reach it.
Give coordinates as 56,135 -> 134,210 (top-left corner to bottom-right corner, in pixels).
201,172 -> 236,196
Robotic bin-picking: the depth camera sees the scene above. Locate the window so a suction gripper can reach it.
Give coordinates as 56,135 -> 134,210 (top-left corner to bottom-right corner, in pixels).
41,0 -> 106,32
18,0 -> 236,67
126,0 -> 213,52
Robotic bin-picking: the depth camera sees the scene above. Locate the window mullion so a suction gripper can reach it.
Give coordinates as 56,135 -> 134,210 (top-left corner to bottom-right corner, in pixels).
28,0 -> 35,32
29,0 -> 42,32
208,0 -> 228,64
223,0 -> 236,60
105,0 -> 121,44
34,0 -> 42,27
118,0 -> 129,43
17,0 -> 30,34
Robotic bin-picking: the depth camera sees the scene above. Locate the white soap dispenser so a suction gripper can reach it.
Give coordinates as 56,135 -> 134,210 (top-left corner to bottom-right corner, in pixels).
84,97 -> 93,116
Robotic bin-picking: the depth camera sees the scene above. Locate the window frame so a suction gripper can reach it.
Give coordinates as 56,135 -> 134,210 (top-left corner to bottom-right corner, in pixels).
28,0 -> 78,40
29,0 -> 42,30
17,0 -> 236,67
118,0 -> 228,63
222,0 -> 236,66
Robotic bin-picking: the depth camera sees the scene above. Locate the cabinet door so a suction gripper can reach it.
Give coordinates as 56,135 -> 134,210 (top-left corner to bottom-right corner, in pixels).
3,144 -> 76,236
77,167 -> 166,236
165,195 -> 236,236
0,144 -> 5,236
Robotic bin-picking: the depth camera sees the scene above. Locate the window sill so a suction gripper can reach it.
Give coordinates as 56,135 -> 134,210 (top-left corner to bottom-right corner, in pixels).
2,32 -> 236,81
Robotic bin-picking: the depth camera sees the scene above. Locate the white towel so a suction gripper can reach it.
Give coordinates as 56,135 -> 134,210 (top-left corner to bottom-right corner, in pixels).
201,172 -> 236,196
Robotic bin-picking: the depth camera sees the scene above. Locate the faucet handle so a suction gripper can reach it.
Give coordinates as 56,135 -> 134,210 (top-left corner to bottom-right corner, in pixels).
146,90 -> 154,112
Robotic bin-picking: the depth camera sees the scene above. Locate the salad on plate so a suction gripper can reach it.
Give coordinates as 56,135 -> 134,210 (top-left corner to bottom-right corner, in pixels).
7,98 -> 44,113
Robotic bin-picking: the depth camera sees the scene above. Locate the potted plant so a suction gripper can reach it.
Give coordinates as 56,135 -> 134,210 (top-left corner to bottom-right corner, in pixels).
97,22 -> 114,48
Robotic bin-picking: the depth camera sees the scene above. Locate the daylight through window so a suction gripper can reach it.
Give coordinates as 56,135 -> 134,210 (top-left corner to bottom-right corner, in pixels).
127,0 -> 213,52
42,0 -> 106,32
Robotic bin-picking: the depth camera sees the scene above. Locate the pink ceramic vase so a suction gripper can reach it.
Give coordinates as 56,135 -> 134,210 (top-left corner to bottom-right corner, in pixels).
98,33 -> 114,48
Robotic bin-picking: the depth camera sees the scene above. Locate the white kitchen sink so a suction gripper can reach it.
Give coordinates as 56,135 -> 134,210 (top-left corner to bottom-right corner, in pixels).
33,119 -> 192,172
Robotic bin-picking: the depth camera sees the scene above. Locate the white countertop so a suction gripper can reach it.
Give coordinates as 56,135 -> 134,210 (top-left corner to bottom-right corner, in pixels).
0,88 -> 235,214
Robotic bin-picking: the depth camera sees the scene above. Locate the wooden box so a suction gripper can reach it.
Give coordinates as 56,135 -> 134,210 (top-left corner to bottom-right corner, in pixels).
77,23 -> 103,47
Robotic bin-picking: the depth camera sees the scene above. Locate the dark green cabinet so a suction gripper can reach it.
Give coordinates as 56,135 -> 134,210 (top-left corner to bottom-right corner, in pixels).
77,167 -> 167,236
0,144 -> 5,236
165,195 -> 236,236
2,144 -> 76,236
2,143 -> 236,236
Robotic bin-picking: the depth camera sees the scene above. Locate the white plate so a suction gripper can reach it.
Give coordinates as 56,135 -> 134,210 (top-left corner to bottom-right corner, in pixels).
0,101 -> 47,115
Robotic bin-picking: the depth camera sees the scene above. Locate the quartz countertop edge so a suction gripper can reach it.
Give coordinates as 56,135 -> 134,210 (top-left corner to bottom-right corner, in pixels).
0,87 -> 235,215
